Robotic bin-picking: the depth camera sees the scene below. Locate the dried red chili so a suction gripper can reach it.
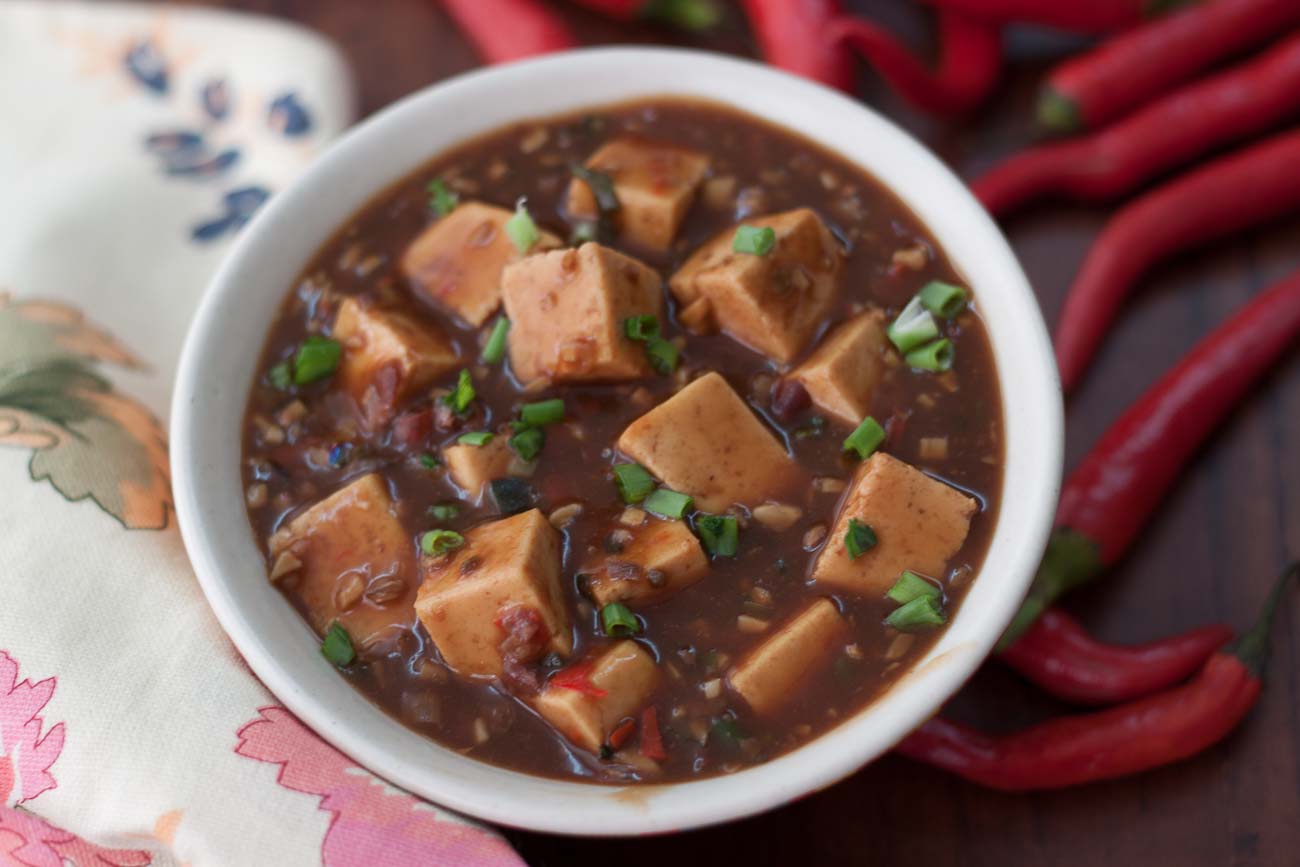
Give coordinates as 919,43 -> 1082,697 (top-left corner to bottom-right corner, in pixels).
915,0 -> 1185,34
1054,129 -> 1300,393
639,706 -> 668,761
739,0 -> 856,91
607,717 -> 637,751
830,10 -> 1001,116
549,661 -> 608,697
975,32 -> 1300,217
442,0 -> 578,64
1038,0 -> 1300,132
1002,269 -> 1300,646
900,564 -> 1296,790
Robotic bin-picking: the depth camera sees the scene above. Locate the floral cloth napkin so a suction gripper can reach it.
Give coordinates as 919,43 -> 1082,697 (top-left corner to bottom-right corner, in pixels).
0,3 -> 526,864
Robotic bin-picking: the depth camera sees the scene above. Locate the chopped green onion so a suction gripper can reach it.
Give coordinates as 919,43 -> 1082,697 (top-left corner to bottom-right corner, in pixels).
887,296 -> 941,354
905,338 -> 954,372
482,317 -> 510,364
842,416 -> 885,460
845,519 -> 877,560
570,164 -> 621,215
418,453 -> 439,470
421,528 -> 465,556
320,621 -> 355,668
695,514 -> 739,557
600,602 -> 640,637
520,398 -> 565,426
919,280 -> 968,319
644,487 -> 693,520
645,336 -> 679,375
885,595 -> 946,631
292,335 -> 342,385
708,716 -> 746,747
624,314 -> 661,342
428,503 -> 460,521
732,224 -> 776,255
613,463 -> 656,504
887,571 -> 941,605
505,198 -> 540,254
569,222 -> 598,245
509,426 -> 544,461
267,361 -> 291,390
443,369 -> 476,414
458,431 -> 494,446
490,477 -> 534,515
427,178 -> 459,217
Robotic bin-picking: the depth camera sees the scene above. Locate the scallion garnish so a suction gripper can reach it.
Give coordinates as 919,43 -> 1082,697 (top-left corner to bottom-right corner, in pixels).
645,336 -> 679,375
509,425 -> 544,461
505,198 -> 540,254
600,602 -> 640,637
695,513 -> 739,557
842,416 -> 885,460
320,621 -> 355,667
732,224 -> 776,255
885,595 -> 946,631
919,280 -> 968,319
418,453 -> 439,470
708,716 -> 746,747
905,338 -> 954,372
482,317 -> 510,364
292,335 -> 342,385
613,463 -> 656,504
428,503 -> 460,521
624,314 -> 661,342
443,368 -> 476,414
427,178 -> 459,217
886,571 -> 941,605
644,487 -> 693,520
570,164 -> 620,215
458,431 -> 494,446
887,295 -> 940,354
267,361 -> 291,390
845,519 -> 877,560
421,528 -> 465,556
520,398 -> 565,426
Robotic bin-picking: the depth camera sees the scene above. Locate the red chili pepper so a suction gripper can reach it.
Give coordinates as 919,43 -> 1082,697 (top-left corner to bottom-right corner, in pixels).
829,10 -> 1001,116
1038,0 -> 1300,132
1002,269 -> 1300,646
901,564 -> 1295,790
1000,609 -> 1233,705
441,0 -> 578,65
567,0 -> 721,29
1054,129 -> 1300,393
975,32 -> 1300,217
739,0 -> 856,91
607,717 -> 637,751
549,661 -> 608,697
915,0 -> 1188,34
639,706 -> 668,761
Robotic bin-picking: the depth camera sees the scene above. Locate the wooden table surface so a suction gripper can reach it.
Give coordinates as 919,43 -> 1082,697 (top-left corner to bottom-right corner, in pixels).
172,1 -> 1300,863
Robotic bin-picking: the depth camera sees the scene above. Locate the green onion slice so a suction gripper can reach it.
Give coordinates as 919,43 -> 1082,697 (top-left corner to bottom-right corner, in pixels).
600,602 -> 640,637
443,368 -> 476,414
887,296 -> 940,354
843,416 -> 885,460
732,225 -> 776,255
427,178 -> 459,217
709,716 -> 747,747
624,314 -> 661,342
520,398 -> 565,426
267,361 -> 291,390
458,431 -> 494,446
695,513 -> 739,557
644,487 -> 693,520
505,198 -> 540,254
292,335 -> 342,385
421,528 -> 465,556
905,338 -> 954,372
613,463 -> 656,504
418,453 -> 439,470
570,164 -> 621,215
645,336 -> 679,375
509,426 -> 544,461
482,317 -> 510,364
320,621 -> 355,668
885,595 -> 946,631
887,570 -> 941,605
919,280 -> 968,319
845,519 -> 877,560
428,503 -> 460,521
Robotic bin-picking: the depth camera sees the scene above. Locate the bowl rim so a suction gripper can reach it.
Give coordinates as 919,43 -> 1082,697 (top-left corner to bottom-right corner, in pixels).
172,46 -> 1063,836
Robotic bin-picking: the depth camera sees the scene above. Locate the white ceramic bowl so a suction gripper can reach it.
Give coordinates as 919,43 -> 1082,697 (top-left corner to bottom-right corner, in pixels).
172,47 -> 1062,836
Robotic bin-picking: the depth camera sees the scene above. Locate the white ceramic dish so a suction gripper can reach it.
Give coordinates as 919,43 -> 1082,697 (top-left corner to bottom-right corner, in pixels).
172,47 -> 1062,836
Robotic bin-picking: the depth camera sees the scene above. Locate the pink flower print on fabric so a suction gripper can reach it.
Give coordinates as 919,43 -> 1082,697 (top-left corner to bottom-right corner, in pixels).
235,707 -> 526,867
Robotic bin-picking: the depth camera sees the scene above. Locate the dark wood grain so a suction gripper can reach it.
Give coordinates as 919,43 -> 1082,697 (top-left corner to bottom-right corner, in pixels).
163,1 -> 1300,863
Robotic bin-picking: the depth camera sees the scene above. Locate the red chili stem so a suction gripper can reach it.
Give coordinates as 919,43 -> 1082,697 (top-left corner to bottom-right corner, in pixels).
1001,270 -> 1300,646
1000,608 -> 1234,705
902,564 -> 1295,790
976,32 -> 1300,217
1039,0 -> 1300,133
640,707 -> 668,761
441,0 -> 578,65
740,0 -> 856,91
915,0 -> 1191,34
830,10 -> 1001,116
1055,129 -> 1300,393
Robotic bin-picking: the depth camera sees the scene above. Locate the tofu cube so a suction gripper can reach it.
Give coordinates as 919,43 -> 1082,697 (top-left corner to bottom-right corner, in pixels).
532,640 -> 661,753
788,310 -> 890,426
333,297 -> 460,429
581,517 -> 709,606
269,473 -> 416,654
617,371 -> 800,511
442,435 -> 525,501
669,208 -> 842,364
501,242 -> 663,385
727,598 -> 849,717
810,453 -> 977,596
400,201 -> 561,327
565,137 -> 710,251
414,508 -> 571,678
